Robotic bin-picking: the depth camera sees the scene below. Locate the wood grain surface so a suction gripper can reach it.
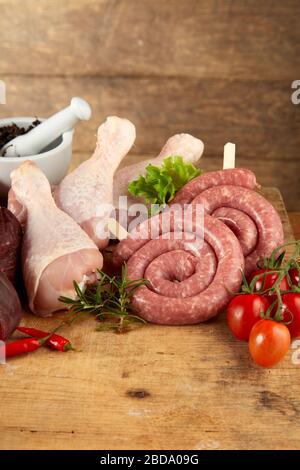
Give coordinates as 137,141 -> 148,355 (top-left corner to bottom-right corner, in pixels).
1,0 -> 299,79
0,188 -> 299,451
0,0 -> 299,209
289,213 -> 300,240
0,0 -> 300,451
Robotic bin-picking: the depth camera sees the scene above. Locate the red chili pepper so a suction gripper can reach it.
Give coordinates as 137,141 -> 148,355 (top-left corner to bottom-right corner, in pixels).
1,337 -> 44,358
17,327 -> 73,352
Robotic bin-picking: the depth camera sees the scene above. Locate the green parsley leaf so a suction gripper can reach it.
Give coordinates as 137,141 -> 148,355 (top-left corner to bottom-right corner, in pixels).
128,156 -> 201,208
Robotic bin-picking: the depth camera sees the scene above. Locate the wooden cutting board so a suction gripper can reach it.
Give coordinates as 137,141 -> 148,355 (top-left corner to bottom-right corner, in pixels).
0,187 -> 298,450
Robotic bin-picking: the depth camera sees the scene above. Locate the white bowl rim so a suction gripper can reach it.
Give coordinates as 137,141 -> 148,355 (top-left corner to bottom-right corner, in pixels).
0,116 -> 73,162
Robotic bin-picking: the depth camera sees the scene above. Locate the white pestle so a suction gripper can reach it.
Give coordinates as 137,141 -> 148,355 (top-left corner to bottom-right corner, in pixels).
1,97 -> 92,158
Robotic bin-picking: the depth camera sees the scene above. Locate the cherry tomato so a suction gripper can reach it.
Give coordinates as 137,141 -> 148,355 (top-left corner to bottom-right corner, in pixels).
248,269 -> 289,293
267,293 -> 300,338
289,268 -> 299,287
280,293 -> 300,338
249,319 -> 290,368
227,294 -> 270,341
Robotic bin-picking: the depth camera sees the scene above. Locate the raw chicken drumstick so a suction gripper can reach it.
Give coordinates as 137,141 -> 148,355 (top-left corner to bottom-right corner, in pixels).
113,133 -> 204,208
54,116 -> 136,249
10,161 -> 103,317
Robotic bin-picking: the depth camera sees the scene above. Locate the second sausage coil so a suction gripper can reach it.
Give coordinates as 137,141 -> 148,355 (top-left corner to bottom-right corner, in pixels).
173,169 -> 284,275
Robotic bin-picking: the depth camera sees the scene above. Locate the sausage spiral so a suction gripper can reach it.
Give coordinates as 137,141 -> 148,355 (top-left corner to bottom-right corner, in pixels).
113,208 -> 244,325
173,169 -> 284,275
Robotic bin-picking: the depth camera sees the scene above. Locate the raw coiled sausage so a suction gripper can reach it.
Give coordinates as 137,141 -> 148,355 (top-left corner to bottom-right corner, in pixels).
173,169 -> 284,275
172,168 -> 257,205
113,207 -> 244,325
192,185 -> 284,274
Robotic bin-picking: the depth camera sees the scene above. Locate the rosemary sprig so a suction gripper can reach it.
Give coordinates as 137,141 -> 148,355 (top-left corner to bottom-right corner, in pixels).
58,264 -> 148,333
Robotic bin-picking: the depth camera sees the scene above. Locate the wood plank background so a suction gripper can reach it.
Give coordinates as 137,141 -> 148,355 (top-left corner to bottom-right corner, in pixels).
0,0 -> 300,210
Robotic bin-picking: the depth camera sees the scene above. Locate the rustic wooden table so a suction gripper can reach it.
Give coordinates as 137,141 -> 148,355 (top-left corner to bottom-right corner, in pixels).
289,213 -> 300,240
1,0 -> 299,450
0,208 -> 299,451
